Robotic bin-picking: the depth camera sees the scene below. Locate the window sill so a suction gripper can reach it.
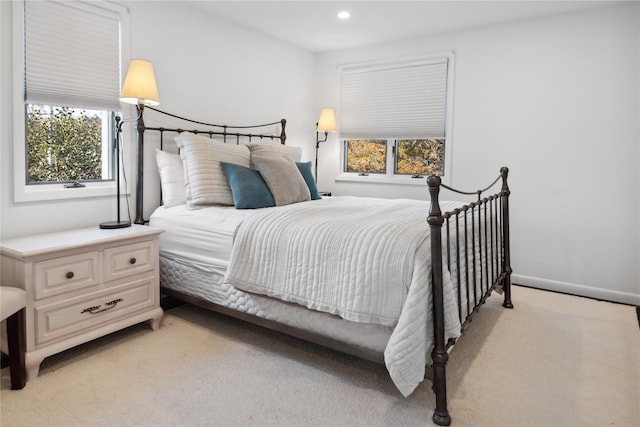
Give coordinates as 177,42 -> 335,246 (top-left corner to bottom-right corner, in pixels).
13,181 -> 124,203
334,173 -> 432,186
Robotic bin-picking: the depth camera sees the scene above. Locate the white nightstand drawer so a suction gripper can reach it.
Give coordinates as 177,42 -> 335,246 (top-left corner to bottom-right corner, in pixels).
34,252 -> 101,300
35,276 -> 156,347
103,241 -> 156,282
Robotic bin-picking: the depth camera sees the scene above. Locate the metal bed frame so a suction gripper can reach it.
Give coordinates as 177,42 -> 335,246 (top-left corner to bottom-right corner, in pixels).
133,107 -> 513,426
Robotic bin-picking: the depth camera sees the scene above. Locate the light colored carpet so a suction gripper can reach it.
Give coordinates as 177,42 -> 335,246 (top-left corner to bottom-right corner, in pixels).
1,286 -> 638,427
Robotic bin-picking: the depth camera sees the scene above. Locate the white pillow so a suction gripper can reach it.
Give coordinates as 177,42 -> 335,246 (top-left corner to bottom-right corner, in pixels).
246,142 -> 302,167
155,149 -> 186,207
175,132 -> 251,208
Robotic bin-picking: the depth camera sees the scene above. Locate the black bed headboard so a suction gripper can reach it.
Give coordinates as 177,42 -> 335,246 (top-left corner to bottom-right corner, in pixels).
133,105 -> 287,224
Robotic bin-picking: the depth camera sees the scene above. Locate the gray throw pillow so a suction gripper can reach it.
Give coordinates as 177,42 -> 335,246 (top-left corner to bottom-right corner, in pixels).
251,154 -> 310,206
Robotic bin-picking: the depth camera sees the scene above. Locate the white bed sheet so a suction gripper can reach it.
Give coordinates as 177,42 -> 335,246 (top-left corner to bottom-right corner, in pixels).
149,203 -> 257,275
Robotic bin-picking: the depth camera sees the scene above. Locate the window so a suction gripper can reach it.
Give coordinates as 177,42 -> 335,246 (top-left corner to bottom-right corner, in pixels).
344,139 -> 387,174
344,138 -> 445,177
13,0 -> 129,201
26,105 -> 112,184
338,54 -> 453,183
395,139 -> 444,175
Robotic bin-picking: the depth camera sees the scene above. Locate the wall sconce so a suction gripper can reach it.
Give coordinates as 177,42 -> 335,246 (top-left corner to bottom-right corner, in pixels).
100,59 -> 159,229
315,108 -> 337,182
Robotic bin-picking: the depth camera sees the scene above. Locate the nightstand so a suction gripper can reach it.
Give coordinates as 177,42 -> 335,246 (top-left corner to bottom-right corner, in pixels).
0,225 -> 164,381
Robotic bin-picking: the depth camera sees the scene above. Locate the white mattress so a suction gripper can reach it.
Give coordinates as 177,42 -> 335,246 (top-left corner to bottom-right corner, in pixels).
150,203 -> 256,275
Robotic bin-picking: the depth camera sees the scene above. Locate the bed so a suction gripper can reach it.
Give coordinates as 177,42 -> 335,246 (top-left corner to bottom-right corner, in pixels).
133,106 -> 514,426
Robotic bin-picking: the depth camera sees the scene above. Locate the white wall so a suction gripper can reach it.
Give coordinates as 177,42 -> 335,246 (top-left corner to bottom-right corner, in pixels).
0,1 -> 315,239
315,3 -> 640,304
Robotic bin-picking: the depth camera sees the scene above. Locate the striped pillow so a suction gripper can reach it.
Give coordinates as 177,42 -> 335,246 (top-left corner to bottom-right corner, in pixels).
175,133 -> 250,208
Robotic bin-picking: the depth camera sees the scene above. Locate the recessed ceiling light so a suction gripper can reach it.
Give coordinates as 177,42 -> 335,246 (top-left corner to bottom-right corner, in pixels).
337,11 -> 351,20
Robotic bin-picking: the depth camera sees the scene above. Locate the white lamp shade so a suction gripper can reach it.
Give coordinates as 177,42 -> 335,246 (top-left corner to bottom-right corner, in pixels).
317,108 -> 337,132
120,59 -> 160,106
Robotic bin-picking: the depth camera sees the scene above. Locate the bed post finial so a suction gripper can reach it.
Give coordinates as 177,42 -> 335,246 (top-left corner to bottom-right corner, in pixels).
500,167 -> 514,309
427,175 -> 442,218
427,175 -> 451,426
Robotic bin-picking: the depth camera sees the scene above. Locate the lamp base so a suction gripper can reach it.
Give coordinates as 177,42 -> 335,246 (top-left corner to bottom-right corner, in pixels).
99,220 -> 132,229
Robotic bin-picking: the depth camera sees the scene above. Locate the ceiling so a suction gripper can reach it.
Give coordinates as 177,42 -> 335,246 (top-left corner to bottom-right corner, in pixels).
187,1 -> 619,52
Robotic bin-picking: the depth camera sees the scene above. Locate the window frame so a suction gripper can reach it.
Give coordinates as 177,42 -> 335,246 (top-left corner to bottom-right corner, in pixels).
336,52 -> 455,186
11,0 -> 131,203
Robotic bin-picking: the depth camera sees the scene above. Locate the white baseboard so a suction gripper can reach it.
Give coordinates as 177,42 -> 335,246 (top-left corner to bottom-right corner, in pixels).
511,274 -> 640,306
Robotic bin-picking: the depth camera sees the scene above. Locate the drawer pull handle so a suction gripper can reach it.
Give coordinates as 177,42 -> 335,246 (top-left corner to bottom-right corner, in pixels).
80,298 -> 124,315
66,271 -> 74,279
129,257 -> 137,265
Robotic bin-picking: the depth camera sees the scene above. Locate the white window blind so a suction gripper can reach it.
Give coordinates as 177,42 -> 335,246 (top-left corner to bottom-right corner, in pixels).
339,58 -> 449,139
24,0 -> 121,110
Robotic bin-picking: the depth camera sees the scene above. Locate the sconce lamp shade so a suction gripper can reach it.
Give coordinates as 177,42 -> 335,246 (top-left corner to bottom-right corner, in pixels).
317,108 -> 337,132
120,59 -> 160,106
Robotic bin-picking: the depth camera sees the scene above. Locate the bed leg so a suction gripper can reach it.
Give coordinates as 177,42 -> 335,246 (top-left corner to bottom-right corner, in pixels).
500,167 -> 514,309
432,352 -> 451,426
428,176 -> 452,426
502,269 -> 514,309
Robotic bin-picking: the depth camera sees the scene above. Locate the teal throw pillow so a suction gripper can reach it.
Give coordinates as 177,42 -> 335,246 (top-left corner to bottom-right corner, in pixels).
295,161 -> 321,200
220,162 -> 275,209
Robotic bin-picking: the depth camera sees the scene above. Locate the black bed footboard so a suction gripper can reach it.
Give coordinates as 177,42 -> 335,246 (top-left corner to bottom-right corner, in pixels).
427,167 -> 513,426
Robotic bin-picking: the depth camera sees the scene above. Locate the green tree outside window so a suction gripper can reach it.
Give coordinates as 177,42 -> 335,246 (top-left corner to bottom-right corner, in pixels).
26,105 -> 108,183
